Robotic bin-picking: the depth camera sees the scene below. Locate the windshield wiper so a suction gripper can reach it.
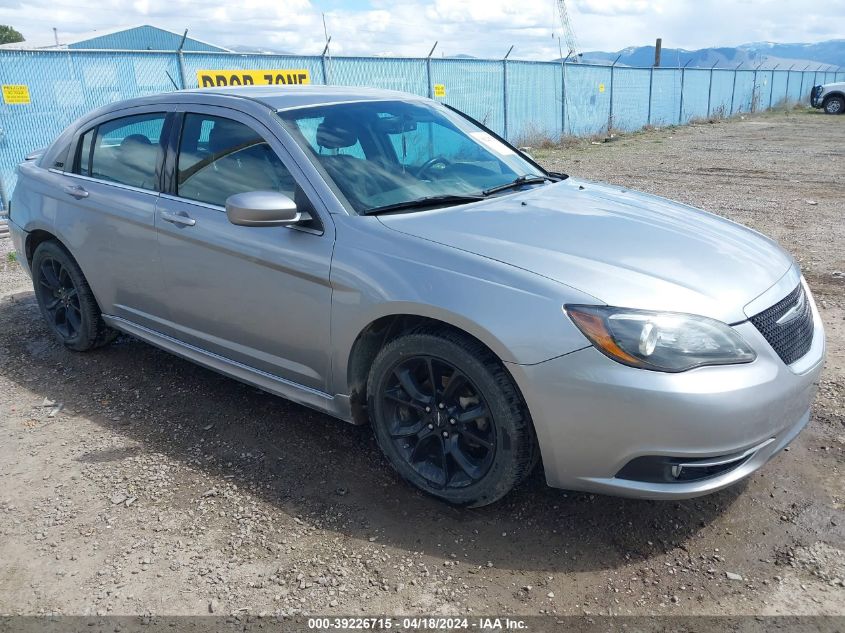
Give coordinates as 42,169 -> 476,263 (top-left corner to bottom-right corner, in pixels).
362,194 -> 485,216
482,174 -> 552,196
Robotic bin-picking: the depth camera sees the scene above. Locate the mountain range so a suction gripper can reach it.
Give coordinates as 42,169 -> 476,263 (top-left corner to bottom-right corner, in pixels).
229,39 -> 843,70
577,40 -> 844,69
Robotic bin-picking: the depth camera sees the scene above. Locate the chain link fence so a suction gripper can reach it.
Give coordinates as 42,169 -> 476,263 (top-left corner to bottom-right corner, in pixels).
1,48 -> 842,209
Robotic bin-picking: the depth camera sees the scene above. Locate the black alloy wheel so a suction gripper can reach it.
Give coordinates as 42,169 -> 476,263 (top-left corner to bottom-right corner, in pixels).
381,355 -> 495,489
368,330 -> 537,507
31,240 -> 118,351
35,255 -> 83,340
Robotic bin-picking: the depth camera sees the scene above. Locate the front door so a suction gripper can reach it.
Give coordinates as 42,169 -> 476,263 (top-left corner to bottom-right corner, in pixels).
154,107 -> 335,392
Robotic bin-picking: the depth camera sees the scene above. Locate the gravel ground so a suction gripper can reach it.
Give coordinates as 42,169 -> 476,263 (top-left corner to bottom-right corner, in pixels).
0,109 -> 843,619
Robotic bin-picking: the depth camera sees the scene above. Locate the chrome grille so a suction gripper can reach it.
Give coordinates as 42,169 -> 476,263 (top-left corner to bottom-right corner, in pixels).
750,284 -> 814,365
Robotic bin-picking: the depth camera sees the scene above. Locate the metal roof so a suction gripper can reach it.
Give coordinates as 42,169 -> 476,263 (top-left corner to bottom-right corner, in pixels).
0,25 -> 229,52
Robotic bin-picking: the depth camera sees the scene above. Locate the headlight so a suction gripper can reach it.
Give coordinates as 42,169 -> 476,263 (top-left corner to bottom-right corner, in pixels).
564,305 -> 756,372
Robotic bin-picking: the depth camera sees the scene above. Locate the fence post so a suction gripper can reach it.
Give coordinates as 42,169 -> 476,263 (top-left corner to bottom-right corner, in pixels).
751,63 -> 761,112
607,55 -> 621,133
800,65 -> 811,103
647,66 -> 654,125
425,41 -> 437,99
785,64 -> 795,104
176,52 -> 187,88
706,62 -> 717,118
502,45 -> 513,141
561,60 -> 567,138
678,60 -> 690,124
751,68 -> 757,114
502,59 -> 509,140
769,65 -> 778,109
176,30 -> 188,89
320,36 -> 332,84
729,65 -> 740,115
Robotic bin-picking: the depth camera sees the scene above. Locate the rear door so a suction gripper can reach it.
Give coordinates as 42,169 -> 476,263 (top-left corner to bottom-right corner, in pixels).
154,105 -> 336,391
60,107 -> 172,329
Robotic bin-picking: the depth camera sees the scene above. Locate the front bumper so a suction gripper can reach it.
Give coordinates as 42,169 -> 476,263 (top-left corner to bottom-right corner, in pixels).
810,86 -> 824,108
508,284 -> 825,500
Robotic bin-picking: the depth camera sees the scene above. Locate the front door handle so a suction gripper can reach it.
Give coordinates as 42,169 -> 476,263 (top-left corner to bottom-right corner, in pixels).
160,210 -> 196,227
63,184 -> 88,199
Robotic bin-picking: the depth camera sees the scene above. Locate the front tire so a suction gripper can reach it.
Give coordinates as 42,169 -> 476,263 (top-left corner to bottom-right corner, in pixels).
367,329 -> 537,507
824,96 -> 844,114
31,241 -> 117,351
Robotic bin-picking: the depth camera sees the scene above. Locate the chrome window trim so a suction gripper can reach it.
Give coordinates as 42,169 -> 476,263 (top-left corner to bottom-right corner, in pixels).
160,192 -> 223,212
60,171 -> 161,197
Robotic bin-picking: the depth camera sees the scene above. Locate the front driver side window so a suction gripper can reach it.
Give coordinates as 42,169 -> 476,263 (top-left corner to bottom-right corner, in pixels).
177,114 -> 296,208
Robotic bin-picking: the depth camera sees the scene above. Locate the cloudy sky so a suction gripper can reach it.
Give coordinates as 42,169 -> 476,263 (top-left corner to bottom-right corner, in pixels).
2,0 -> 844,58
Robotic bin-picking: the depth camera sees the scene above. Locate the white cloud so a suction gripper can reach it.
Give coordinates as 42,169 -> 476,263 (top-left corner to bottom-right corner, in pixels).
0,0 -> 842,59
575,0 -> 653,16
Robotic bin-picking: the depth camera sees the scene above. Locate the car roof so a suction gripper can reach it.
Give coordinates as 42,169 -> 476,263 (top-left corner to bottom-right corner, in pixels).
185,85 -> 423,110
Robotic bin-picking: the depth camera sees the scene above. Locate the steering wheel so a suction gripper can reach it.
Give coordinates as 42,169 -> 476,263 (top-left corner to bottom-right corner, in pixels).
416,156 -> 452,179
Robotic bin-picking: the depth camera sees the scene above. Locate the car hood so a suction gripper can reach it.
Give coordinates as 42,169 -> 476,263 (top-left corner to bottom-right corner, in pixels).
377,178 -> 794,324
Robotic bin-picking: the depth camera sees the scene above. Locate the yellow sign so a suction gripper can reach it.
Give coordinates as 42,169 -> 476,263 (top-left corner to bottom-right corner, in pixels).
598,83 -> 606,93
197,69 -> 311,87
2,84 -> 30,105
433,83 -> 446,98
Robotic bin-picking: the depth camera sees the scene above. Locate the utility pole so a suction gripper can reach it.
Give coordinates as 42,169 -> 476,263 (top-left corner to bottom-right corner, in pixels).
653,38 -> 662,67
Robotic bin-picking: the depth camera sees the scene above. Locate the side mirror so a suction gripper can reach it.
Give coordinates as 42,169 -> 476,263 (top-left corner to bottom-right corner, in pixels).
225,191 -> 301,227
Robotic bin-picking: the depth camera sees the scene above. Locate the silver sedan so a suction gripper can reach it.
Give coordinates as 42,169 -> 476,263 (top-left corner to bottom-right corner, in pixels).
7,86 -> 825,506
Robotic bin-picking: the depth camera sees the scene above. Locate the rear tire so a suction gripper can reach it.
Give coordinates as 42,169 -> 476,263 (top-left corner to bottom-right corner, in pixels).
31,241 -> 118,352
824,96 -> 844,114
367,329 -> 537,507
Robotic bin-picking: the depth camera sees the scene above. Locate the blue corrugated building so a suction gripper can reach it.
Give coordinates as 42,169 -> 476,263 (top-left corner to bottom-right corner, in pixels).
1,24 -> 230,52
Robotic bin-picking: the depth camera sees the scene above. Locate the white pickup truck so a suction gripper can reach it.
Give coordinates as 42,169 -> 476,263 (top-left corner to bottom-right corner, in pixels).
811,82 -> 845,114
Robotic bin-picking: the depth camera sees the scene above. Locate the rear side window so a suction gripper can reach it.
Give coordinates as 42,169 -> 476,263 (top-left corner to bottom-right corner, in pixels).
75,113 -> 166,190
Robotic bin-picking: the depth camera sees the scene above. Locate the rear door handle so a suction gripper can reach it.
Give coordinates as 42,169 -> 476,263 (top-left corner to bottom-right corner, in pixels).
160,210 -> 196,227
63,184 -> 88,199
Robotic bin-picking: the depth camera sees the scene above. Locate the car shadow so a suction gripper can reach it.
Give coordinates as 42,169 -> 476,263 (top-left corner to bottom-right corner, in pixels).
0,290 -> 743,573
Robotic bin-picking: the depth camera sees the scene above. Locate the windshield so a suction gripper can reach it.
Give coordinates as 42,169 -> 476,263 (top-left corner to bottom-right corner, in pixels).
277,100 -> 547,214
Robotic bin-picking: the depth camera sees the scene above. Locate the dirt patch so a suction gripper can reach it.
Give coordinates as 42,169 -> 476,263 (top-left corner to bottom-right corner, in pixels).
1,110 -> 843,617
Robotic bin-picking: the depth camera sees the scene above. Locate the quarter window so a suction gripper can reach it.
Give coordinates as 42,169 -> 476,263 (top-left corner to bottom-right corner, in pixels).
75,113 -> 166,190
176,114 -> 296,208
